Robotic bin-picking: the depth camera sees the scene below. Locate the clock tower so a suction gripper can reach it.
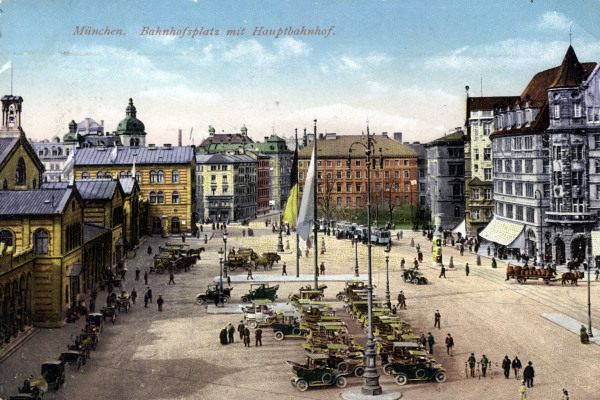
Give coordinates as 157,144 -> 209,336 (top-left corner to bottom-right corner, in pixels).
0,95 -> 24,138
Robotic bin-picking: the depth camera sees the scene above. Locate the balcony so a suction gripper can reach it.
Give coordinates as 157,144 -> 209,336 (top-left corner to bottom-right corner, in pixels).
545,211 -> 597,224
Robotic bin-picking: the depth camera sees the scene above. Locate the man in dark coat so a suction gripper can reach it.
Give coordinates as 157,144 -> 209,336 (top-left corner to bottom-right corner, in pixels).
237,321 -> 245,340
427,332 -> 435,354
144,271 -> 148,285
243,327 -> 251,347
439,265 -> 446,278
512,356 -> 522,378
219,327 -> 228,345
467,353 -> 476,377
445,333 -> 454,356
434,310 -> 441,329
227,323 -> 235,344
502,355 -> 512,379
255,328 -> 263,346
523,361 -> 535,387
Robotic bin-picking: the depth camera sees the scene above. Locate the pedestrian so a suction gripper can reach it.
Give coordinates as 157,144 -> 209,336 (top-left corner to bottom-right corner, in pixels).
282,262 -> 287,276
397,291 -> 406,309
467,353 -> 476,377
413,258 -> 419,269
512,356 -> 522,378
523,361 -> 534,388
400,258 -> 405,269
396,232 -> 400,240
147,245 -> 153,255
419,333 -> 427,348
595,267 -> 599,281
480,354 -> 489,377
465,263 -> 470,276
144,292 -> 149,308
427,332 -> 435,354
243,326 -> 251,347
227,323 -> 235,344
144,271 -> 148,285
519,381 -> 527,400
319,262 -> 325,275
255,327 -> 263,346
168,271 -> 175,285
502,355 -> 512,379
237,320 -> 245,340
460,244 -> 464,256
247,267 -> 254,280
439,265 -> 446,278
146,287 -> 153,303
227,275 -> 231,286
391,305 -> 397,315
445,333 -> 454,356
181,233 -> 186,243
561,388 -> 569,400
131,288 -> 137,305
492,257 -> 497,269
135,267 -> 140,281
418,251 -> 423,263
157,295 -> 164,311
434,310 -> 441,329
219,327 -> 228,345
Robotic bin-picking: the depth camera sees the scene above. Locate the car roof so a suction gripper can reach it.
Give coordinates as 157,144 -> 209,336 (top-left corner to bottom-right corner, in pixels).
307,353 -> 329,360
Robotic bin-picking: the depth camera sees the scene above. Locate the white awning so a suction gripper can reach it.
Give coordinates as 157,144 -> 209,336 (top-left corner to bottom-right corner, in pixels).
452,219 -> 466,236
592,231 -> 600,256
479,218 -> 525,248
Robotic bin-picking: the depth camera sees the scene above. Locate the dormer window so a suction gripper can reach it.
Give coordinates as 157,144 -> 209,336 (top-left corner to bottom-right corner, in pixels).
553,104 -> 560,119
516,111 -> 523,127
573,103 -> 582,118
525,109 -> 532,124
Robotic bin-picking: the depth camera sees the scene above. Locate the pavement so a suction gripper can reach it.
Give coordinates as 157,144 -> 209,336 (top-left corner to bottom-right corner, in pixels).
542,312 -> 600,345
1,222 -> 599,400
216,273 -> 368,283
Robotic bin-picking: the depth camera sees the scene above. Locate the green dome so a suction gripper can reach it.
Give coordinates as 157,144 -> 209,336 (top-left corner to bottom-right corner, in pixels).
117,98 -> 146,136
63,120 -> 78,142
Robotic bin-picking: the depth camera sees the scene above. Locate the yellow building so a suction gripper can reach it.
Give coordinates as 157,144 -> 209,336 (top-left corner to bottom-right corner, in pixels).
74,145 -> 196,235
119,177 -> 142,250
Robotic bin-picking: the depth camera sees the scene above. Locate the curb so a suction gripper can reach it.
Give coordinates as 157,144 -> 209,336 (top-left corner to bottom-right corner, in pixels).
0,326 -> 40,364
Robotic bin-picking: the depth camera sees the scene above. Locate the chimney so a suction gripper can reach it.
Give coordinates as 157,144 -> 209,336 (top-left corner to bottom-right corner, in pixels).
178,129 -> 182,146
100,120 -> 104,127
393,132 -> 402,142
382,131 -> 388,137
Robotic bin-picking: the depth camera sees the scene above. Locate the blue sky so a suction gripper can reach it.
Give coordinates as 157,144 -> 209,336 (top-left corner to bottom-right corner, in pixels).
2,0 -> 600,144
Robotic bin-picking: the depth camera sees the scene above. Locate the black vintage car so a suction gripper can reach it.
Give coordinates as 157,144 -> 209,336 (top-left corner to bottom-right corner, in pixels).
241,283 -> 279,303
272,315 -> 307,340
60,350 -> 86,369
195,284 -> 233,305
385,356 -> 446,385
41,361 -> 65,391
287,353 -> 349,392
86,313 -> 104,332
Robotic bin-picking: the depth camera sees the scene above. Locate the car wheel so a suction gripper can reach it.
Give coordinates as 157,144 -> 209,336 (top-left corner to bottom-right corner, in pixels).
383,364 -> 394,375
435,371 -> 447,383
223,296 -> 229,304
354,366 -> 365,377
274,331 -> 284,340
335,376 -> 347,388
241,296 -> 249,303
321,373 -> 333,384
292,327 -> 301,336
336,294 -> 344,301
337,362 -> 349,372
395,373 -> 408,386
249,321 -> 257,329
415,369 -> 426,379
296,379 -> 309,392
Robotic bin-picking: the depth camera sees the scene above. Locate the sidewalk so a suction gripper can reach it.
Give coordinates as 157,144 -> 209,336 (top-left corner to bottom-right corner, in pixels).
213,273 -> 368,283
542,312 -> 600,345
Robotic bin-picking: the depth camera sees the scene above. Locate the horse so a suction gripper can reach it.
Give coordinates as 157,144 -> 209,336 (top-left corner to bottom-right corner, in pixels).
561,271 -> 584,286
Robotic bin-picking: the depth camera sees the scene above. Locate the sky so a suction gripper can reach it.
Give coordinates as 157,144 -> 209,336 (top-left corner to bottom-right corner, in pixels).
2,0 -> 600,145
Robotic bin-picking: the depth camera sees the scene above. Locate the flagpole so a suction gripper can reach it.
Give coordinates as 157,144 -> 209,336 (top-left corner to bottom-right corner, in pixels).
295,128 -> 300,278
313,119 -> 318,290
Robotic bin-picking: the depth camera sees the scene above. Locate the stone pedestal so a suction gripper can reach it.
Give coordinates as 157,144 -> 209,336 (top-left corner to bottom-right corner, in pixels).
341,388 -> 401,400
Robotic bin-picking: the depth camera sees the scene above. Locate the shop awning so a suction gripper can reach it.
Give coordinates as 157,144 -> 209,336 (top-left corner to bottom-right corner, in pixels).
479,218 -> 525,248
68,264 -> 82,277
452,219 -> 466,236
592,231 -> 600,256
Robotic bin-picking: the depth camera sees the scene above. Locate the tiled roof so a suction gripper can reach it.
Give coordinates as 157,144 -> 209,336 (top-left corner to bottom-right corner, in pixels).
0,188 -> 72,215
467,96 -> 520,113
84,223 -> 110,242
75,179 -> 118,200
41,182 -> 70,189
298,135 -> 418,159
521,62 -> 596,101
199,134 -> 255,147
74,146 -> 194,166
425,130 -> 465,147
195,153 -> 256,165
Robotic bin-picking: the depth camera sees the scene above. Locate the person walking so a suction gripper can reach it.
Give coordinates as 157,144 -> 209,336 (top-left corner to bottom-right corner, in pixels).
467,353 -> 476,377
168,271 -> 176,285
492,257 -> 498,269
147,245 -> 153,255
246,267 -> 254,280
227,323 -> 235,344
595,267 -> 599,281
144,271 -> 148,285
400,258 -> 405,269
439,265 -> 446,278
427,332 -> 435,354
319,262 -> 325,275
502,355 -> 512,379
561,389 -> 569,400
131,288 -> 137,305
219,327 -> 228,345
519,381 -> 528,400
445,333 -> 454,356
434,310 -> 441,329
413,258 -> 419,269
512,356 -> 522,378
243,326 -> 251,347
480,354 -> 489,377
282,262 -> 287,276
146,287 -> 153,303
135,267 -> 140,281
465,263 -> 470,276
460,244 -> 464,256
523,361 -> 534,388
237,320 -> 245,340
397,291 -> 406,309
144,291 -> 149,308
157,295 -> 164,311
255,328 -> 263,346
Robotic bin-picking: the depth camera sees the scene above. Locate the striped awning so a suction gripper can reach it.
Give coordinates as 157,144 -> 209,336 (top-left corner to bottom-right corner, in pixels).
479,218 -> 525,247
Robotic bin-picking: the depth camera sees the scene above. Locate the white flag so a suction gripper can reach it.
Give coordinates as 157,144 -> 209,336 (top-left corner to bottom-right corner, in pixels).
110,145 -> 118,163
0,61 -> 11,75
297,146 -> 315,242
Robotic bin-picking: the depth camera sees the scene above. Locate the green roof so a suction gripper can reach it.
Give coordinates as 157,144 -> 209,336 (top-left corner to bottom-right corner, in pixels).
117,98 -> 146,136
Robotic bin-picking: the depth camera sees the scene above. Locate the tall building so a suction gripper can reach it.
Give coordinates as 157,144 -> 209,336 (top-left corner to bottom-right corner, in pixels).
30,136 -> 77,183
405,141 -> 429,228
255,134 -> 293,210
424,129 -> 465,231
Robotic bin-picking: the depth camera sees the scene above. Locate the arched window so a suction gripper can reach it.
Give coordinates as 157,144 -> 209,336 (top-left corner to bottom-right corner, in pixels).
171,217 -> 180,234
119,171 -> 127,179
149,191 -> 157,204
15,157 -> 26,185
38,150 -> 43,156
51,147 -> 57,156
57,147 -> 63,156
33,229 -> 49,254
135,171 -> 142,182
104,172 -> 112,179
150,170 -> 157,183
81,172 -> 89,179
127,171 -> 132,178
157,191 -> 165,204
66,148 -> 70,156
157,171 -> 165,183
96,172 -> 103,179
172,191 -> 180,204
43,147 -> 49,156
0,230 -> 13,247
172,170 -> 180,183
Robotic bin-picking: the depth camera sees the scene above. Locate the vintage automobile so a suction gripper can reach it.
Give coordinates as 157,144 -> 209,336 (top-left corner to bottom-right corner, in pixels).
195,284 -> 233,305
326,343 -> 365,377
272,315 -> 307,340
288,353 -> 349,392
101,305 -> 117,324
41,360 -> 65,391
243,299 -> 277,328
59,350 -> 86,369
385,356 -> 446,385
336,280 -> 367,301
402,268 -> 428,285
86,313 -> 104,333
289,285 -> 327,303
241,283 -> 279,303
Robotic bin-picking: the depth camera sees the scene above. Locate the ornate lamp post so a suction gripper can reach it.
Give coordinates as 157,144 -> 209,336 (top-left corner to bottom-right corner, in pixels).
223,231 -> 228,278
277,211 -> 284,252
354,233 -> 360,277
384,246 -> 391,309
218,248 -> 224,307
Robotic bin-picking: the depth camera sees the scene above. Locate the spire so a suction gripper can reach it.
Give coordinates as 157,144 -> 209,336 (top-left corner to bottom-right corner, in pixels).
126,98 -> 137,118
549,45 -> 585,89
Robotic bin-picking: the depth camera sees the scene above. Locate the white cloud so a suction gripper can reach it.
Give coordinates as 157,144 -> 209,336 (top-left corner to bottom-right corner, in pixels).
366,80 -> 390,95
222,38 -> 311,66
537,11 -> 572,31
139,84 -> 221,104
275,37 -> 311,57
326,52 -> 392,73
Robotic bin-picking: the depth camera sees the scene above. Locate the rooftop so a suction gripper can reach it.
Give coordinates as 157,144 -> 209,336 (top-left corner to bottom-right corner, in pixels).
75,179 -> 120,200
0,188 -> 73,215
297,134 -> 418,159
74,145 -> 194,166
195,153 -> 256,165
425,130 -> 465,147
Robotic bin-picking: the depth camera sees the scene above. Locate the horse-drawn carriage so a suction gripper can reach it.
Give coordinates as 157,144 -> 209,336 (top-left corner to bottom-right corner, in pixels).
59,350 -> 87,369
101,305 -> 117,324
505,264 -> 581,285
226,248 -> 259,271
402,269 -> 428,285
255,252 -> 281,270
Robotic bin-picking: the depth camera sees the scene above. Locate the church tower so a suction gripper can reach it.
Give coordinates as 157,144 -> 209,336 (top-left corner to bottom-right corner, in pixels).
0,95 -> 24,138
117,98 -> 146,147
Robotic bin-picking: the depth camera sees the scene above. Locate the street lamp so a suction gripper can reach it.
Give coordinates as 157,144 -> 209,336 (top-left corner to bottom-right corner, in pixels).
384,246 -> 391,310
223,231 -> 228,278
277,211 -> 284,252
218,248 -> 224,307
534,189 -> 543,266
354,233 -> 360,277
585,234 -> 593,337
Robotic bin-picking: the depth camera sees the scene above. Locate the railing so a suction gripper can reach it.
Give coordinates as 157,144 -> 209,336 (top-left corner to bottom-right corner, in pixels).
545,211 -> 597,224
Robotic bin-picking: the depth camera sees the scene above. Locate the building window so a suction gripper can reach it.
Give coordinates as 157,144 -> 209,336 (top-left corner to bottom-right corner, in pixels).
346,197 -> 351,206
505,182 -> 513,195
514,160 -> 522,173
452,184 -> 462,197
483,148 -> 491,161
595,135 -> 600,149
497,202 -> 504,216
16,157 -> 26,185
135,171 -> 142,182
572,170 -> 584,186
526,183 -> 534,197
81,172 -> 89,179
526,207 -> 535,223
472,209 -> 480,220
172,191 -> 180,204
553,104 -> 560,119
336,183 -> 342,192
524,136 -> 533,149
0,230 -> 13,247
553,146 -> 562,160
474,149 -> 480,160
172,170 -> 180,183
484,168 -> 492,180
171,217 -> 180,234
504,160 -> 512,172
506,204 -> 513,219
355,171 -> 361,179
33,229 -> 49,254
120,171 -> 127,179
543,183 -> 551,198
484,188 -> 492,200
472,188 -> 480,200
356,183 -> 362,192
525,160 -> 533,173
571,145 -> 584,160
355,160 -> 361,167
454,206 -> 461,218
336,171 -> 342,179
474,165 -> 479,174
346,183 -> 352,193
514,137 -> 522,150
157,171 -> 165,183
515,182 -> 523,196
149,191 -> 157,204
483,123 -> 490,136
346,171 -> 351,179
573,198 -> 585,213
150,171 -> 157,183
574,103 -> 582,118
337,197 -> 342,206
